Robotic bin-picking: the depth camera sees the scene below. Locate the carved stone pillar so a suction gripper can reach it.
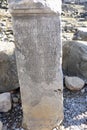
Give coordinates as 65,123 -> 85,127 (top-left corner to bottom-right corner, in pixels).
8,0 -> 63,130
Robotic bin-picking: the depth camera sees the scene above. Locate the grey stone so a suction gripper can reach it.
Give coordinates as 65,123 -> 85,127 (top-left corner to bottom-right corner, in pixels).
65,76 -> 85,91
73,27 -> 87,41
63,40 -> 87,83
8,0 -> 63,130
0,93 -> 11,112
0,42 -> 19,92
12,97 -> 18,103
0,121 -> 2,130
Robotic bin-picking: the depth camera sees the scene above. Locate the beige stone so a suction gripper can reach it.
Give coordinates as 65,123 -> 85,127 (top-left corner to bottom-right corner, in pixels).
8,0 -> 63,130
65,76 -> 85,91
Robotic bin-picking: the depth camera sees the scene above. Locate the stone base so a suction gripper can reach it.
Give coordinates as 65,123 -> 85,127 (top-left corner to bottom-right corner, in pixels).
21,88 -> 63,130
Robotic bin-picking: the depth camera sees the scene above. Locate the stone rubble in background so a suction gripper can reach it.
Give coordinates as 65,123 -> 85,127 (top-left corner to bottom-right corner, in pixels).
0,93 -> 11,112
62,3 -> 87,42
73,27 -> 87,41
65,76 -> 85,91
0,9 -> 13,42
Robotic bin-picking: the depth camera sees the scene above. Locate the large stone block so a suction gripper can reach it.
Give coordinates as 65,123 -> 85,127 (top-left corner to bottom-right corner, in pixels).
63,40 -> 87,82
8,0 -> 63,130
0,42 -> 19,92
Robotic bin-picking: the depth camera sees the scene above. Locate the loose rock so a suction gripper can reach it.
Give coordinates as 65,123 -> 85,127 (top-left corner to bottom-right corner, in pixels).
0,42 -> 19,92
65,76 -> 85,91
12,97 -> 18,104
63,40 -> 87,82
0,93 -> 11,112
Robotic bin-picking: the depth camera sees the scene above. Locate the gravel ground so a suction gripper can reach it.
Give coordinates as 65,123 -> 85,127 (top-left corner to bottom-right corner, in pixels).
62,86 -> 87,130
0,88 -> 23,130
0,2 -> 87,130
0,87 -> 86,130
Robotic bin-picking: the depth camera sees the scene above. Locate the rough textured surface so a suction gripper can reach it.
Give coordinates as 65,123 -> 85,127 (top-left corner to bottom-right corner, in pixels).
63,40 -> 87,83
15,16 -> 63,130
65,76 -> 85,91
0,93 -> 11,112
0,42 -> 19,92
8,0 -> 63,130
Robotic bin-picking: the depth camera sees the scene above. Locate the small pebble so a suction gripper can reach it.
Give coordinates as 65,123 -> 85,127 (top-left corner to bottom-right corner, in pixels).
81,88 -> 85,93
12,97 -> 19,103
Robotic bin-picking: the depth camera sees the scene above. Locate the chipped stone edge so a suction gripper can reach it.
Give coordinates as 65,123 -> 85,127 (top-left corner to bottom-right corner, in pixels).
9,9 -> 61,16
8,0 -> 61,16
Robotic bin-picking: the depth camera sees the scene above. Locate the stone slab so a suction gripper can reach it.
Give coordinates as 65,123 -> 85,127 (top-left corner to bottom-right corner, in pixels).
8,0 -> 63,130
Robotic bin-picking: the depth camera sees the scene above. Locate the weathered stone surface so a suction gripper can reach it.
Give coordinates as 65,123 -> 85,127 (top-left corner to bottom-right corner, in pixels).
0,42 -> 19,92
0,93 -> 11,112
8,0 -> 63,130
63,40 -> 87,83
65,76 -> 85,91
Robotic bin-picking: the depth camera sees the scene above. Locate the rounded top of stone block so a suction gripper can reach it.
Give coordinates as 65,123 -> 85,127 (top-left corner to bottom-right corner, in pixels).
8,0 -> 61,15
